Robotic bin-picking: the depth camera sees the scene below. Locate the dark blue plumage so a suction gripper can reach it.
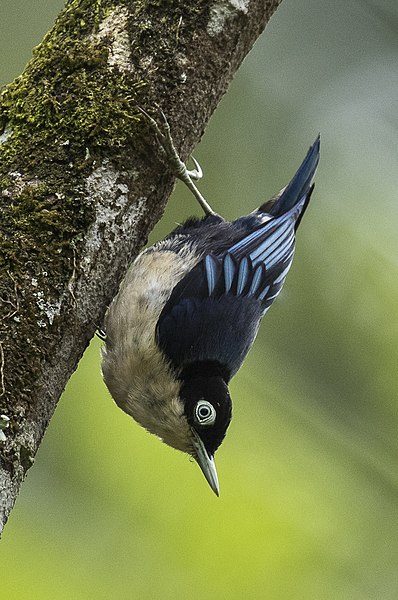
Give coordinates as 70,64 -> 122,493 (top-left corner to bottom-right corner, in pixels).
157,135 -> 320,381
103,120 -> 320,495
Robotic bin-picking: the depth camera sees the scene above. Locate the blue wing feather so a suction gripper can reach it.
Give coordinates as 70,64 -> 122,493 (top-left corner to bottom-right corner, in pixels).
248,265 -> 264,296
258,284 -> 270,301
236,257 -> 250,295
223,254 -> 235,293
157,136 -> 319,374
205,255 -> 218,295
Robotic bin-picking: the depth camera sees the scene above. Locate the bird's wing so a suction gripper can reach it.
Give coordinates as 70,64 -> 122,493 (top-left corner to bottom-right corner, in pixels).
157,136 -> 320,376
156,292 -> 262,380
156,202 -> 302,377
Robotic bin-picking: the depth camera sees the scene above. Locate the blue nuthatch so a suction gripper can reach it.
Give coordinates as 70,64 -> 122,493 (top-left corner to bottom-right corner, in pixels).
102,112 -> 320,495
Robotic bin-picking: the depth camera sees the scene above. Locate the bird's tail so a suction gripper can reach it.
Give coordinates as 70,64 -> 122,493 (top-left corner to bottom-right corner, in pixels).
259,135 -> 320,229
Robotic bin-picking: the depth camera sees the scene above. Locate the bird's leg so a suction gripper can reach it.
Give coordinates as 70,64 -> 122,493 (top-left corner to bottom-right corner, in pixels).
138,108 -> 216,216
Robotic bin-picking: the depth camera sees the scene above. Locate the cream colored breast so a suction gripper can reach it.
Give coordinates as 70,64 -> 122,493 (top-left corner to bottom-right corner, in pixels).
101,245 -> 199,452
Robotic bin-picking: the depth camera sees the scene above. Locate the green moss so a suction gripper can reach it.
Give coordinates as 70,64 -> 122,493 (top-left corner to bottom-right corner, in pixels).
0,0 -> 211,173
0,0 -> 214,272
2,183 -> 72,260
0,26 -> 145,171
0,0 -> 212,280
0,0 -> 152,286
0,0 -> 213,444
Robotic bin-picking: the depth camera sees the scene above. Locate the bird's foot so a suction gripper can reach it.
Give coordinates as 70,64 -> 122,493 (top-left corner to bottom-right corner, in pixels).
138,107 -> 216,217
96,327 -> 107,342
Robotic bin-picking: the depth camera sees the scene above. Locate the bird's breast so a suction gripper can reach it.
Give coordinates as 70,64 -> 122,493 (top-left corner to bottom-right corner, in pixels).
101,245 -> 199,446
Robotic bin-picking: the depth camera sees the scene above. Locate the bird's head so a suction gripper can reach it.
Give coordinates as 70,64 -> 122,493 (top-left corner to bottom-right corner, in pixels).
178,368 -> 232,496
102,341 -> 232,495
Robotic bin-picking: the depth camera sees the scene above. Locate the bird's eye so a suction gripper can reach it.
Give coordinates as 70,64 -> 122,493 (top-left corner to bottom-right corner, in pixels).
194,400 -> 216,426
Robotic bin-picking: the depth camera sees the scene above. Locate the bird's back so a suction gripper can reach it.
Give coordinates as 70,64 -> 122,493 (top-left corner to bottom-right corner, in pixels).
156,135 -> 320,379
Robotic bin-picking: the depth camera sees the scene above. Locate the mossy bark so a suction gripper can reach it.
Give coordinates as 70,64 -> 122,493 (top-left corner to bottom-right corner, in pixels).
0,0 -> 281,533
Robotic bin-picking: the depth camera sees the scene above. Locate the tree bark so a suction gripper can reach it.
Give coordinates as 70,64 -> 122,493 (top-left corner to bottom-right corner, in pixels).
0,0 -> 281,533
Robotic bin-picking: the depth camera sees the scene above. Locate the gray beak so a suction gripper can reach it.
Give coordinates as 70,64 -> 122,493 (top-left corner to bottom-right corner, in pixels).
191,429 -> 219,496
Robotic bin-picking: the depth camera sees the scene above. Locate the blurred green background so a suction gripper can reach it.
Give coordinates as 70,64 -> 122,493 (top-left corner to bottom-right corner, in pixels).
1,0 -> 398,598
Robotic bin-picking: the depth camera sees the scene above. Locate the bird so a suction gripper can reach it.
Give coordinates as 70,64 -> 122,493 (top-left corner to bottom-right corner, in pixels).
101,110 -> 320,496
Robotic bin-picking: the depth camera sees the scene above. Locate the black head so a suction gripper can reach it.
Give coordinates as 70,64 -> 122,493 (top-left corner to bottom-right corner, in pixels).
179,362 -> 232,495
181,374 -> 232,454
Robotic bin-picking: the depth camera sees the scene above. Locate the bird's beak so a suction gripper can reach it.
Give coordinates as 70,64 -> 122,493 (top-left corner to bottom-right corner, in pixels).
191,429 -> 219,496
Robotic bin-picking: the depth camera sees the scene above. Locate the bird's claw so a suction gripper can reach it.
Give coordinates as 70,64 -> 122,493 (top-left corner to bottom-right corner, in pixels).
138,106 -> 216,216
187,156 -> 203,182
138,107 -> 202,181
96,327 -> 107,342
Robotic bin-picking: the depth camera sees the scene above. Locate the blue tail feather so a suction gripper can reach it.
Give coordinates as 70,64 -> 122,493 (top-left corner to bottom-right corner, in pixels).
263,135 -> 320,220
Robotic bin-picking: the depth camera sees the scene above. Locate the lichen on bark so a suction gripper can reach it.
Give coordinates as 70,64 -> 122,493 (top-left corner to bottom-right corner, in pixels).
0,0 -> 281,533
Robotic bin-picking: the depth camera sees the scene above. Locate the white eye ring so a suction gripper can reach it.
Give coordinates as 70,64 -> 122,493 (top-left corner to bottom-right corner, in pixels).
194,400 -> 216,426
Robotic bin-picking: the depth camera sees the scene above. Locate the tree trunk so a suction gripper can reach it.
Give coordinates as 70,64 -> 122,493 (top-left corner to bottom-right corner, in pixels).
0,0 -> 281,534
